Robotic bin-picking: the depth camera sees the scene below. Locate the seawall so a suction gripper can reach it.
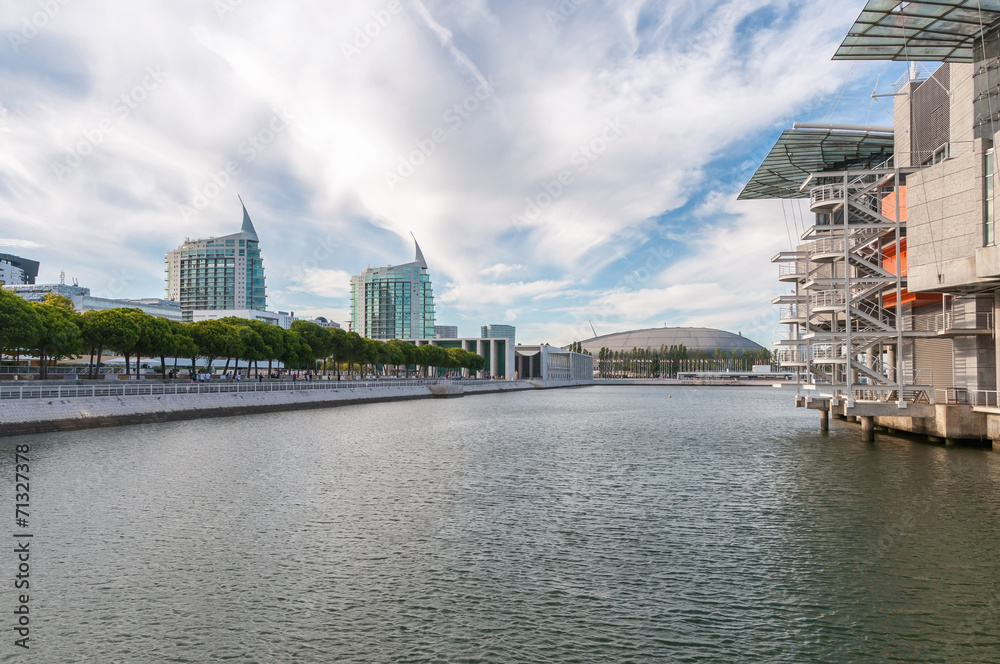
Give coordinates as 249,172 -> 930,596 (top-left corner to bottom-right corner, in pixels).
0,380 -> 591,437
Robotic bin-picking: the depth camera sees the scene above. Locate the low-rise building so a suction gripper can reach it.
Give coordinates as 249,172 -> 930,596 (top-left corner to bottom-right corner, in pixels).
193,309 -> 292,329
7,284 -> 183,320
515,346 -> 593,382
0,254 -> 39,284
0,261 -> 26,286
409,337 -> 514,379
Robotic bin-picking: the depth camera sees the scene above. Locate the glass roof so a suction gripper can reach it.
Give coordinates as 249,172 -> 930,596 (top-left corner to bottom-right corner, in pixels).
834,0 -> 1000,62
738,128 -> 895,201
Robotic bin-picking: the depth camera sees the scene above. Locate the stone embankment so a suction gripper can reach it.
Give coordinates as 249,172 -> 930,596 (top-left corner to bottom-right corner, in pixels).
0,380 -> 592,436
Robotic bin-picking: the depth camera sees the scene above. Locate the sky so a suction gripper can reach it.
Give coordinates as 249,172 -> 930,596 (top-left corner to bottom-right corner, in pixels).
0,0 -> 907,347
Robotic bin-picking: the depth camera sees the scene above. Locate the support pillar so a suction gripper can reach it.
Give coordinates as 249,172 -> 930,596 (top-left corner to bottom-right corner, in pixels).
820,409 -> 829,432
861,416 -> 875,442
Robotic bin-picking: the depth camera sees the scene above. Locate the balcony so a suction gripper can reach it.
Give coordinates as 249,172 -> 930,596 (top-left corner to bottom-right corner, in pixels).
778,305 -> 806,324
778,261 -> 807,282
810,290 -> 846,312
904,312 -> 995,336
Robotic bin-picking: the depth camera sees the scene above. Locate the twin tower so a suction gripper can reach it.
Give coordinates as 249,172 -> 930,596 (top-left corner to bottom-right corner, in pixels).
165,200 -> 435,339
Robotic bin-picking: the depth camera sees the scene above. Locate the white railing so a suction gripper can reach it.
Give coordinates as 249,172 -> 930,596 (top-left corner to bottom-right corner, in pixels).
776,349 -> 809,364
811,291 -> 847,308
852,386 -> 934,405
778,262 -> 807,278
971,390 -> 1000,408
906,312 -> 995,333
812,346 -> 846,361
934,389 -> 1000,408
778,305 -> 805,320
0,378 -> 472,401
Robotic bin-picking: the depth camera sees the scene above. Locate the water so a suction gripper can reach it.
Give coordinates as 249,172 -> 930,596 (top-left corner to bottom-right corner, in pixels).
2,386 -> 999,662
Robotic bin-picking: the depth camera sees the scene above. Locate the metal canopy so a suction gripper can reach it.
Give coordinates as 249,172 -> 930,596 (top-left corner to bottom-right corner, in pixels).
738,128 -> 895,201
834,0 -> 1000,62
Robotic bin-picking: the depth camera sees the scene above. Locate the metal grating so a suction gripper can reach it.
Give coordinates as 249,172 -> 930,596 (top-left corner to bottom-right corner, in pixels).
834,0 -> 1000,63
910,64 -> 951,163
739,128 -> 895,200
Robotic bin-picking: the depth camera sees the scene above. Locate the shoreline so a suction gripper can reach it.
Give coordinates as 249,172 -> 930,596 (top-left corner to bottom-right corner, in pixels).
0,380 -> 593,437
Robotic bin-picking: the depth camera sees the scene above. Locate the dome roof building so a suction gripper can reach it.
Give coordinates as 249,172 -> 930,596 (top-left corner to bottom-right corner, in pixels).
577,327 -> 763,356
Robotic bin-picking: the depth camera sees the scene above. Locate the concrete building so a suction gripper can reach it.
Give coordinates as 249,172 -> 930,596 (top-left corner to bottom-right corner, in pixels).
578,327 -> 763,356
0,254 -> 39,284
481,324 -> 515,345
434,325 -> 458,339
515,345 -> 594,382
7,283 -> 183,320
0,261 -> 26,286
193,309 -> 292,329
410,337 -> 513,379
165,199 -> 266,321
350,237 -> 435,340
309,317 -> 342,329
740,0 -> 1000,446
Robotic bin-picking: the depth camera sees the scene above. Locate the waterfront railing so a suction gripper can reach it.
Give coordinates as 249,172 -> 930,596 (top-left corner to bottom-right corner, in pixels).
0,379 -> 461,401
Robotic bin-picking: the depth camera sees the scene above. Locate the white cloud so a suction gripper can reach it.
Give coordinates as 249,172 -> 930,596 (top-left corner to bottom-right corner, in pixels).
0,238 -> 42,249
286,269 -> 353,299
480,263 -> 525,278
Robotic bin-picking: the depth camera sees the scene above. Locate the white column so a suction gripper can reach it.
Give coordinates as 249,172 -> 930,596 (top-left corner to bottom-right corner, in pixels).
490,340 -> 498,378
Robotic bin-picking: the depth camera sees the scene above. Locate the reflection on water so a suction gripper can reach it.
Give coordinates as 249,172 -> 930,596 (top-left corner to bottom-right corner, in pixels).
3,387 -> 999,662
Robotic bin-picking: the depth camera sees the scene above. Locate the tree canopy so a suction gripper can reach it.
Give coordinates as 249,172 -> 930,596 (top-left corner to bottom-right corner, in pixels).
1,296 -> 487,379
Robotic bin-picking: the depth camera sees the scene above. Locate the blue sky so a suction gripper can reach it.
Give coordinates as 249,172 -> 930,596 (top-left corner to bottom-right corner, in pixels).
0,0 -> 907,346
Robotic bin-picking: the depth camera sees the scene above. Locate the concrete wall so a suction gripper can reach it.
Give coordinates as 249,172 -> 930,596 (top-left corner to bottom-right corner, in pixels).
0,380 -> 601,436
906,146 -> 984,291
877,404 -> 988,441
904,64 -> 993,292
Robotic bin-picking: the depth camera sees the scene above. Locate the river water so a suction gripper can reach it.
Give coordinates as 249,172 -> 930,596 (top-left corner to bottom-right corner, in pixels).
2,386 -> 999,662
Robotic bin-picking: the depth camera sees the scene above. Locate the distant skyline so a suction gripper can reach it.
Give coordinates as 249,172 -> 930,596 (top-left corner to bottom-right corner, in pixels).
0,0 -> 907,345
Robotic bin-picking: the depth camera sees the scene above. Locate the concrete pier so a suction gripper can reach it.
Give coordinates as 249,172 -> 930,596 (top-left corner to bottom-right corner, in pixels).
860,416 -> 875,443
820,409 -> 829,432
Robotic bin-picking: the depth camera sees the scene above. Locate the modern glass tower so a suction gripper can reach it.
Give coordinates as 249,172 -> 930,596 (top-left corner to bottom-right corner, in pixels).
350,237 -> 435,340
165,198 -> 266,321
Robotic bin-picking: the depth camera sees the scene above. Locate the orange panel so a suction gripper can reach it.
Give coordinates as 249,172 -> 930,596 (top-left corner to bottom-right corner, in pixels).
882,185 -> 907,222
883,238 -> 907,275
884,289 -> 943,309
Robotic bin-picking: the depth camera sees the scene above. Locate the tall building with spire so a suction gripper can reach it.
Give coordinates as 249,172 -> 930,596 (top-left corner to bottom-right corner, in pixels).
350,236 -> 436,339
165,198 -> 266,321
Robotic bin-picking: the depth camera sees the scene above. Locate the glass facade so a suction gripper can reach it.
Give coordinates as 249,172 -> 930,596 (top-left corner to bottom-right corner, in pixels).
350,251 -> 435,340
165,203 -> 265,320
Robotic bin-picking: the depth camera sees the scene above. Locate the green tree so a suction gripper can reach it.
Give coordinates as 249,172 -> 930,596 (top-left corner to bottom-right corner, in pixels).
0,289 -> 41,363
290,321 -> 330,373
32,294 -> 83,379
80,308 -> 140,379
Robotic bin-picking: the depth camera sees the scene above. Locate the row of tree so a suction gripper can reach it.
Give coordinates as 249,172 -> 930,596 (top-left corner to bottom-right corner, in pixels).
0,290 -> 487,379
595,345 -> 774,379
